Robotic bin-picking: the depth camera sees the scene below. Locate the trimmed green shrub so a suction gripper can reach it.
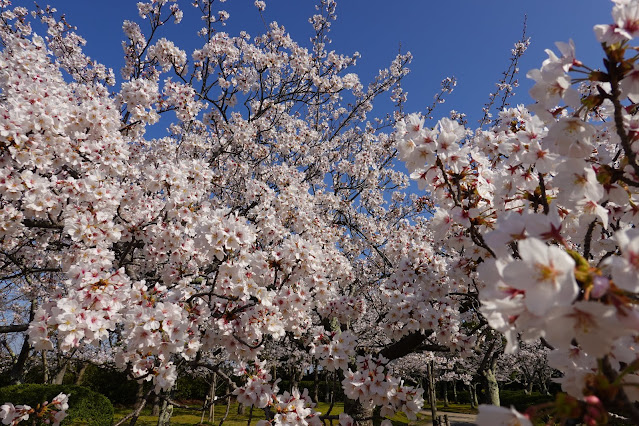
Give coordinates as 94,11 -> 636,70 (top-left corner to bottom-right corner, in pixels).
0,384 -> 113,426
80,364 -> 139,405
500,390 -> 554,411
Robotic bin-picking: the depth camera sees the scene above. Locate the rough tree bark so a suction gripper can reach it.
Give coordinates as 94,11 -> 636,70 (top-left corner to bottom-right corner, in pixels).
481,366 -> 500,406
157,399 -> 173,426
343,397 -> 374,426
477,335 -> 502,406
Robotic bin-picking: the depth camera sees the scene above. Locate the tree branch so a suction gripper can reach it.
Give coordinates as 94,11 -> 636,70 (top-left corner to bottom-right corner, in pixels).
0,324 -> 29,333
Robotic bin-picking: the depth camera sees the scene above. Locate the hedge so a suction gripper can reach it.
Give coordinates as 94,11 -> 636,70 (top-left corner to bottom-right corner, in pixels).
500,390 -> 554,411
80,364 -> 140,405
0,384 -> 113,426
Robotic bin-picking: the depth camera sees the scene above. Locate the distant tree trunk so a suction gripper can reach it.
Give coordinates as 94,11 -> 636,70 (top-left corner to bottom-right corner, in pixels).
208,372 -> 217,422
151,393 -> 161,417
237,402 -> 245,415
427,361 -> 437,425
452,379 -> 458,404
75,362 -> 88,385
521,367 -> 534,395
538,370 -> 550,395
525,380 -> 534,395
468,384 -> 477,409
312,361 -> 319,402
289,365 -> 301,393
442,381 -> 449,407
42,351 -> 49,384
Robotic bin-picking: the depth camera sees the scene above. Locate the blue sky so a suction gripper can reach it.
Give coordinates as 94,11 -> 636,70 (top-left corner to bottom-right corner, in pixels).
16,0 -> 612,124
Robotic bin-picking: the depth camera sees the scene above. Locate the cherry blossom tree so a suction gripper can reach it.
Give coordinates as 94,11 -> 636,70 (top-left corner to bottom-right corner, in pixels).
396,0 -> 639,423
507,341 -> 553,396
0,0 -> 475,424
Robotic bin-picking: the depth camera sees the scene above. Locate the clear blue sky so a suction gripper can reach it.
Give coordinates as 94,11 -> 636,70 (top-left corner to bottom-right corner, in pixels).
15,0 -> 612,124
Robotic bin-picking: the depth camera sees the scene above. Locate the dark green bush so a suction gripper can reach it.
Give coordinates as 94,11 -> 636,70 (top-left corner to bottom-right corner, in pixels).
454,390 -> 472,404
174,374 -> 210,400
0,384 -> 113,426
80,364 -> 139,405
500,390 -> 554,411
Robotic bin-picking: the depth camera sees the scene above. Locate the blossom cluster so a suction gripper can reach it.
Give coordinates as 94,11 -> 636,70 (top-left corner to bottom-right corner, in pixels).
342,355 -> 424,420
0,393 -> 68,426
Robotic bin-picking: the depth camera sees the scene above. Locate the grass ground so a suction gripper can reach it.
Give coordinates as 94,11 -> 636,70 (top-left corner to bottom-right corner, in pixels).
113,401 -> 436,425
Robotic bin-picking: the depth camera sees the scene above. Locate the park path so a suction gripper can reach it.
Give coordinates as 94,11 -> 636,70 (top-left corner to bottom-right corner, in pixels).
415,411 -> 477,426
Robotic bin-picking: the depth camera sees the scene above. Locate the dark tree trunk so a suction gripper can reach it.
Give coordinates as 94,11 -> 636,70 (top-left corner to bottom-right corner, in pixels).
9,336 -> 31,385
151,393 -> 161,417
9,302 -> 35,385
344,397 -> 374,426
289,365 -> 301,393
127,382 -> 148,426
452,379 -> 458,404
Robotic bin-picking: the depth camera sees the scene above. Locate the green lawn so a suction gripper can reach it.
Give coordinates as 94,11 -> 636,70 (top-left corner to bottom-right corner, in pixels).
114,401 -> 343,426
113,401 -> 433,425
